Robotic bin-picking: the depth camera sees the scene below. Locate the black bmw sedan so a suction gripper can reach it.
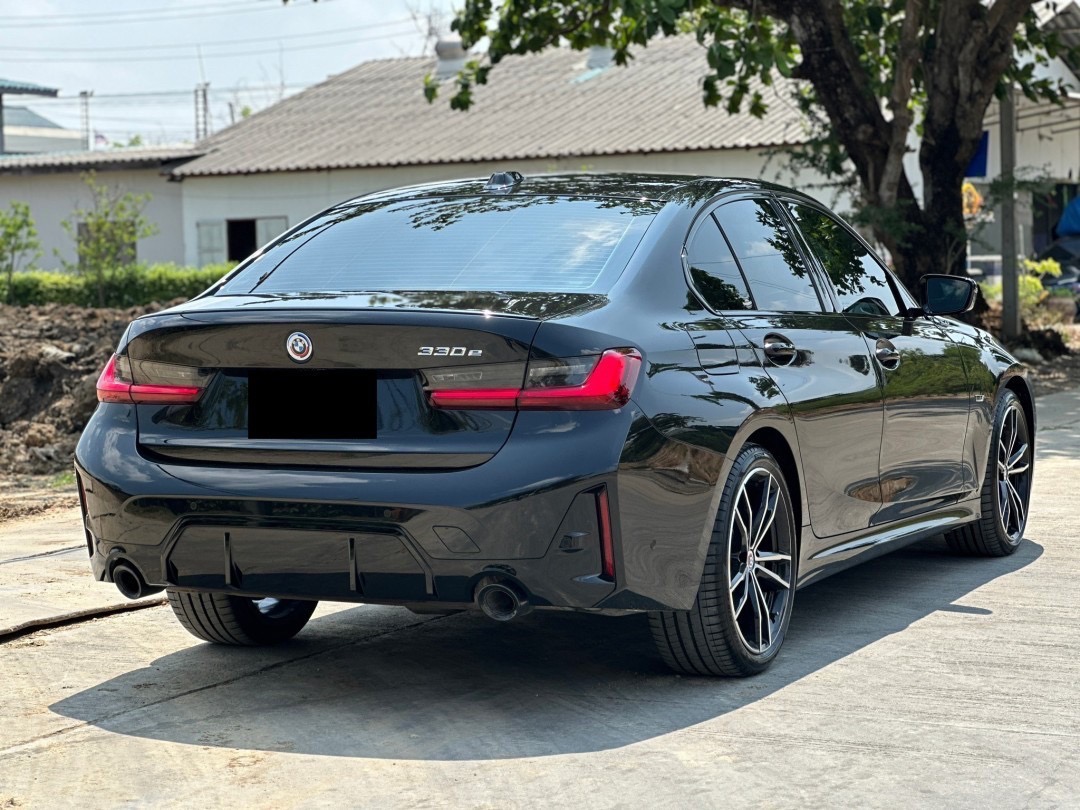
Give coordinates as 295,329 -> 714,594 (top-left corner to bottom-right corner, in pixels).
75,173 -> 1034,676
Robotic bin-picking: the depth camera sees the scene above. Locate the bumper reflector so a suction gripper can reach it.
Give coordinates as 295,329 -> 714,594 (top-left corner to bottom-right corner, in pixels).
596,487 -> 615,581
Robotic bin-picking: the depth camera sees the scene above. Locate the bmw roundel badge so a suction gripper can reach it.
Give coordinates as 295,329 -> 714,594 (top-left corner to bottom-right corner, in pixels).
286,332 -> 313,363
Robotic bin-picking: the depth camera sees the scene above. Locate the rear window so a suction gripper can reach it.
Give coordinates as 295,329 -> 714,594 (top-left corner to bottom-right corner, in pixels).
218,195 -> 660,296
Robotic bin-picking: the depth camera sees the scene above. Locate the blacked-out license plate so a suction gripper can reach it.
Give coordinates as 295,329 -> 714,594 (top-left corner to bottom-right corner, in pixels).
248,369 -> 377,440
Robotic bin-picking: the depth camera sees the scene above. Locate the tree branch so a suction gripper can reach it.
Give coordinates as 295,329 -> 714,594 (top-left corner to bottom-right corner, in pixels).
879,0 -> 922,207
919,0 -> 1035,215
778,0 -> 901,204
979,0 -> 1038,93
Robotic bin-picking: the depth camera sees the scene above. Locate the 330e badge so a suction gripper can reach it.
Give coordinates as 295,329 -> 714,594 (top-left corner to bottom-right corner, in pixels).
417,347 -> 484,357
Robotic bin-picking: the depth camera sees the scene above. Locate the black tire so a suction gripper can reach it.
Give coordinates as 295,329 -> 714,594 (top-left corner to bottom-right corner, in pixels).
167,589 -> 317,645
945,389 -> 1032,557
649,444 -> 797,677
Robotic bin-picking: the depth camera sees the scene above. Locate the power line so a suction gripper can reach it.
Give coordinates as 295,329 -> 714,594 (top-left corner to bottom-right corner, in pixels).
0,0 -> 336,28
0,0 -> 263,20
25,84 -> 312,102
0,26 -> 421,63
0,17 -> 416,53
63,112 -> 207,124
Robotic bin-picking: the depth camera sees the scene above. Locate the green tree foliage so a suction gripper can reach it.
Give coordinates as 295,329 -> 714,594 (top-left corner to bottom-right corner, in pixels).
111,134 -> 144,148
60,171 -> 159,307
429,1 -> 1074,288
0,201 -> 42,305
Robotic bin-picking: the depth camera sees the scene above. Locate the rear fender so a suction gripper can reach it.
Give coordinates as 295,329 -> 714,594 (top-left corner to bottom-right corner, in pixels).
608,380 -> 803,611
695,410 -> 806,590
968,366 -> 1034,492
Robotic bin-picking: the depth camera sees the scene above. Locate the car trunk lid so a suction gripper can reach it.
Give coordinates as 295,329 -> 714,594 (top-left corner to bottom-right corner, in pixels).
125,301 -> 546,469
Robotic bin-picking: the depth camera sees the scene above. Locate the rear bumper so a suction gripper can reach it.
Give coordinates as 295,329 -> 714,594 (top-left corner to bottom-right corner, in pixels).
75,403 -> 718,612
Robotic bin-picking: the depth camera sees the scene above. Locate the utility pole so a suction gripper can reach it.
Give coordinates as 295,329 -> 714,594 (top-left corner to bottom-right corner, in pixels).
79,90 -> 92,150
1000,83 -> 1020,339
194,83 -> 210,141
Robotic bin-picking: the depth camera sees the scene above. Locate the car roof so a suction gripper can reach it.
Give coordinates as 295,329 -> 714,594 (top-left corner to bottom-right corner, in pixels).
345,172 -> 794,207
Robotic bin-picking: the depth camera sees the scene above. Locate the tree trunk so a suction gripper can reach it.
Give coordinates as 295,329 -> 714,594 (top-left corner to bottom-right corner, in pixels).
778,0 -> 1031,300
869,160 -> 967,295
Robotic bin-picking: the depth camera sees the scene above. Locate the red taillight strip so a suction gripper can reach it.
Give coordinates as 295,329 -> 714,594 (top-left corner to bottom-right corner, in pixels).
128,383 -> 205,403
597,487 -> 615,581
429,348 -> 642,411
95,354 -> 204,405
428,387 -> 520,409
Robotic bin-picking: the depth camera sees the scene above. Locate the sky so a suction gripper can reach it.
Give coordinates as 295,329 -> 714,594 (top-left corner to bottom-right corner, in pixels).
1,0 -> 460,145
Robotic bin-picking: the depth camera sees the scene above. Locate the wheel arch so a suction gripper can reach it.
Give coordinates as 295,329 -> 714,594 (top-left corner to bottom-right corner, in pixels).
1002,371 -> 1036,438
720,416 -> 808,574
741,426 -> 804,538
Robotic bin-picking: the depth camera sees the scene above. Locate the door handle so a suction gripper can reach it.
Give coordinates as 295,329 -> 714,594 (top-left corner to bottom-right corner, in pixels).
763,333 -> 798,366
875,338 -> 901,370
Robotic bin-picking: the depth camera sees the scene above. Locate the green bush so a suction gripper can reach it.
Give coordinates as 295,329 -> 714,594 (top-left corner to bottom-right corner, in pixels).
0,262 -> 234,307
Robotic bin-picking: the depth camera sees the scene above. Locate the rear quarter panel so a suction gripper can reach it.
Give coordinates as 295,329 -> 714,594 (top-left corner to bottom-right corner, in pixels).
560,199 -> 803,610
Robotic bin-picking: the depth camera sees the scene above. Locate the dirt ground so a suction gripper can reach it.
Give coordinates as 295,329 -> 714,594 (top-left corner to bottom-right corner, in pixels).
1025,323 -> 1080,395
0,302 -> 178,480
0,303 -> 1076,519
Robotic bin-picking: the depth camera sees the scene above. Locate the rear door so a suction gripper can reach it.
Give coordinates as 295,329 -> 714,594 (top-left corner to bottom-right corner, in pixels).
690,195 -> 885,539
782,199 -> 972,521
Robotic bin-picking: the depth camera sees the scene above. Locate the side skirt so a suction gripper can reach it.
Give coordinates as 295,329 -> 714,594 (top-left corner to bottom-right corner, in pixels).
795,497 -> 980,589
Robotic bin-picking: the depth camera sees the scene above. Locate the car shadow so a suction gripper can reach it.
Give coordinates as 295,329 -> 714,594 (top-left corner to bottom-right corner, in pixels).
50,537 -> 1041,761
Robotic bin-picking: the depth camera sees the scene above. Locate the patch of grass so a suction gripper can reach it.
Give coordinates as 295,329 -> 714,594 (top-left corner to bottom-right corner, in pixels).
50,470 -> 76,489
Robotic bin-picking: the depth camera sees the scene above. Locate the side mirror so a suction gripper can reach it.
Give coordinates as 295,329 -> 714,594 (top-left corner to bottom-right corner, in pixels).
921,274 -> 978,316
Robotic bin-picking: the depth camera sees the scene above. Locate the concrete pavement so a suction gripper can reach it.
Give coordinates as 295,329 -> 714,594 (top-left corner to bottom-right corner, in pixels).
1,390 -> 1078,808
0,509 -> 163,639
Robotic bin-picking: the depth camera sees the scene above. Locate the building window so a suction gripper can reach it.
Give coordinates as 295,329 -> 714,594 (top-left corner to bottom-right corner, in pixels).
197,216 -> 288,266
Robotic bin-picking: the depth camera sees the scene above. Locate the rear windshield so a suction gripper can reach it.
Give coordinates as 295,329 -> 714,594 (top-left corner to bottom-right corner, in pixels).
217,195 -> 660,296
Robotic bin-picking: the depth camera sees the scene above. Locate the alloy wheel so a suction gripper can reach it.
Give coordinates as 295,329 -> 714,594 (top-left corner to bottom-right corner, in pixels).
997,403 -> 1032,542
728,467 -> 794,655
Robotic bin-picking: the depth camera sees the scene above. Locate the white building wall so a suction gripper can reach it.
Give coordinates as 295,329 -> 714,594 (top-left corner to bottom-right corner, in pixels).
0,168 -> 185,269
3,126 -> 83,155
178,148 -> 838,266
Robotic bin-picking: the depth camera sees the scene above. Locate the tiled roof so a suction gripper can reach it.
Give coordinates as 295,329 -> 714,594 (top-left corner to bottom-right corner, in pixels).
1044,2 -> 1080,72
0,146 -> 201,174
0,78 -> 58,96
175,35 -> 809,178
3,106 -> 65,130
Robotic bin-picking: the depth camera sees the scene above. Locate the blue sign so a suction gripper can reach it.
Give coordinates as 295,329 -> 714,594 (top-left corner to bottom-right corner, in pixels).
966,131 -> 989,178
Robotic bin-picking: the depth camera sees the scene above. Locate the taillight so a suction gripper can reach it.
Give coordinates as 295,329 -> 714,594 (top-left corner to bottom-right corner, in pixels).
428,348 -> 642,411
95,354 -> 210,404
